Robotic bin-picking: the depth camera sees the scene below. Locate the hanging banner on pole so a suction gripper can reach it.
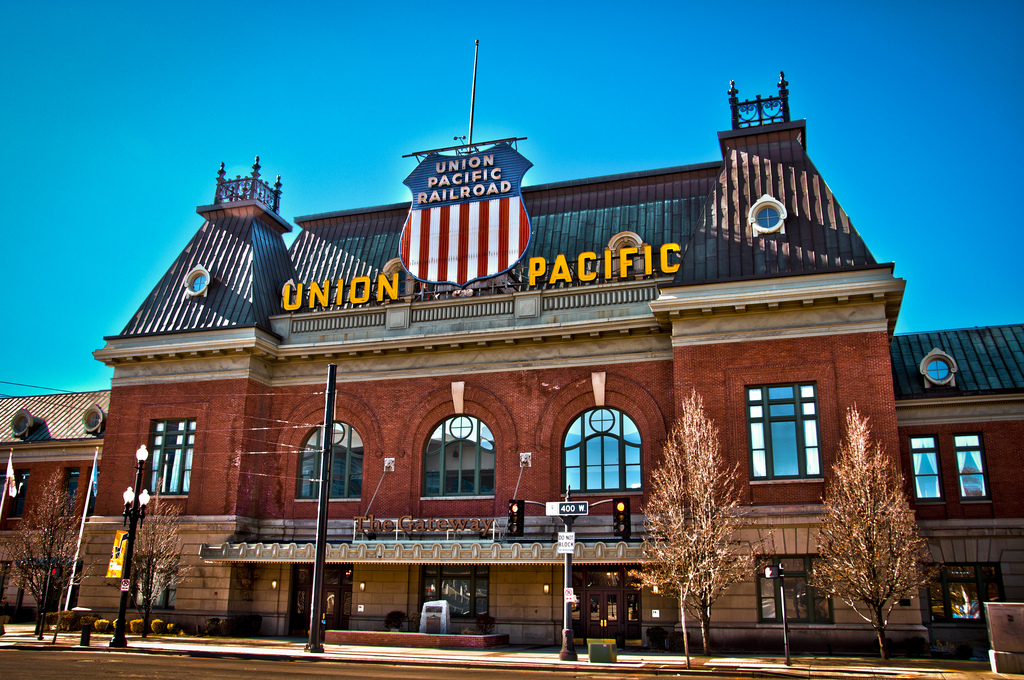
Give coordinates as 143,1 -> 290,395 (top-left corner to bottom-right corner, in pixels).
107,530 -> 128,578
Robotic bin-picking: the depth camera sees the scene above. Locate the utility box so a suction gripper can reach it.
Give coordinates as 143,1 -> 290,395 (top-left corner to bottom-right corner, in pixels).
419,600 -> 450,635
986,602 -> 1024,674
588,639 -> 617,663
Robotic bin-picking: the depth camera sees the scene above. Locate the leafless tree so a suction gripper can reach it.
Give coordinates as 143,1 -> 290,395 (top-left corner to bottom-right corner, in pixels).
635,390 -> 756,665
813,407 -> 933,659
4,471 -> 79,626
130,494 -> 188,637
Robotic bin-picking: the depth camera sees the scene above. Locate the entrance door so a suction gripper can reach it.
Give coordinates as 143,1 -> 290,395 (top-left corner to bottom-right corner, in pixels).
587,592 -> 621,643
571,566 -> 642,647
290,564 -> 353,635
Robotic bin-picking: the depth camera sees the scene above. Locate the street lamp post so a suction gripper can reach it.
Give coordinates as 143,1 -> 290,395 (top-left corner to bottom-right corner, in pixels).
109,445 -> 151,648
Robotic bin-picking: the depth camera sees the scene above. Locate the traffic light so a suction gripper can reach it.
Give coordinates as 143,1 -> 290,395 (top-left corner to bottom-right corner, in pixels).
763,564 -> 782,579
612,498 -> 631,540
507,499 -> 524,537
50,565 -> 63,579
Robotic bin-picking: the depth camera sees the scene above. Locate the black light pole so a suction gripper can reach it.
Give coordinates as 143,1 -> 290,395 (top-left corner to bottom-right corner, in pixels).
306,364 -> 337,653
109,445 -> 151,648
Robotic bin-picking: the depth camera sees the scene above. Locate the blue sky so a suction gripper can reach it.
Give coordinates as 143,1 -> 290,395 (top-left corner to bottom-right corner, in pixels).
2,1 -> 1022,396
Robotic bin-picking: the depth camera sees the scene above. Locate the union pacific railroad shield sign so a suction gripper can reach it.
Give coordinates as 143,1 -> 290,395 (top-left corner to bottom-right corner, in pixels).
400,142 -> 533,287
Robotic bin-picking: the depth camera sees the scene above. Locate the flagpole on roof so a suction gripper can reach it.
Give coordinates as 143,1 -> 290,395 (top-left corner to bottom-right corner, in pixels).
468,39 -> 479,147
64,447 -> 99,611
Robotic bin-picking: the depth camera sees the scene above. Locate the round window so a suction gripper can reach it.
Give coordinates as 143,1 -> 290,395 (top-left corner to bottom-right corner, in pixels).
189,273 -> 208,293
183,265 -> 211,297
756,207 -> 781,230
926,358 -> 951,381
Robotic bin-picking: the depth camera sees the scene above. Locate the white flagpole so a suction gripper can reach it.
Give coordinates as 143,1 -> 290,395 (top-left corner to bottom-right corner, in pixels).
64,447 -> 99,611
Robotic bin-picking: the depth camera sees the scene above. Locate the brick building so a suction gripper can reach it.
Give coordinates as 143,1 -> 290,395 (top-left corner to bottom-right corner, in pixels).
4,78 -> 1019,652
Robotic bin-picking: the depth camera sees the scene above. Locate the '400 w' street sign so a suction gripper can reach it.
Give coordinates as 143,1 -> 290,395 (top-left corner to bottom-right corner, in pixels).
545,501 -> 589,516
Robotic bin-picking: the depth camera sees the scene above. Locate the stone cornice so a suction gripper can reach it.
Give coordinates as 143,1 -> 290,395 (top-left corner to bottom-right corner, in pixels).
895,393 -> 1024,426
650,268 -> 905,338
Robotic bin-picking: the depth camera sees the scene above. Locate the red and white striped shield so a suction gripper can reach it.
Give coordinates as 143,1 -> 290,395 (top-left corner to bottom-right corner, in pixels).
400,142 -> 532,287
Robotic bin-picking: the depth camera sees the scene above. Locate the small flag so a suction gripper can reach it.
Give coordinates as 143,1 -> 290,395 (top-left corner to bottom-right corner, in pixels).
4,451 -> 15,498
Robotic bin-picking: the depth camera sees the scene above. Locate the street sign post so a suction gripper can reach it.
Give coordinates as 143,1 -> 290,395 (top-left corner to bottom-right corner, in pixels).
545,501 -> 589,516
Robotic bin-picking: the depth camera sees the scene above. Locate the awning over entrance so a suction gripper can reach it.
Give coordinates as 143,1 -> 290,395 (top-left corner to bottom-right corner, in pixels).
199,540 -> 645,565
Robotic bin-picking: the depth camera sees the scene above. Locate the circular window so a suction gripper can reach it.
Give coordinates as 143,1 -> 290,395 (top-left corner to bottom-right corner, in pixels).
83,404 -> 106,435
748,194 -> 787,235
448,416 -> 474,439
926,358 -> 951,381
919,348 -> 957,387
588,408 -> 616,433
183,265 -> 211,297
756,207 -> 781,231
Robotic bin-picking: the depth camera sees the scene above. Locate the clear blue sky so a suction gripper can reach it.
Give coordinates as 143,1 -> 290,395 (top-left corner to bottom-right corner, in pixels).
2,1 -> 1022,397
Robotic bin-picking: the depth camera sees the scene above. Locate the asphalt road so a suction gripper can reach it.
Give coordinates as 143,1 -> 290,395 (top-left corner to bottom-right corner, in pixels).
0,649 -> 675,679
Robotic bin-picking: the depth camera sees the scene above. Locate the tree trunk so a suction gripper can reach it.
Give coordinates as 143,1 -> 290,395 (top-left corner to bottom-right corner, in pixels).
679,590 -> 690,669
699,604 -> 712,655
874,605 -> 888,660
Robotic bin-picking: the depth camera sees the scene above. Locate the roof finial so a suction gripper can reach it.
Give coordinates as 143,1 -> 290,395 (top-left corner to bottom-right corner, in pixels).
251,156 -> 261,180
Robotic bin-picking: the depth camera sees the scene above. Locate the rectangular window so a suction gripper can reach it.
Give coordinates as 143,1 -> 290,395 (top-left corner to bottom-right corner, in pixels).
149,419 -> 196,495
421,564 -> 489,618
65,468 -> 80,511
910,436 -> 942,500
758,556 -> 832,623
929,563 -> 1002,623
747,384 -> 821,480
953,434 -> 988,499
12,470 -> 29,518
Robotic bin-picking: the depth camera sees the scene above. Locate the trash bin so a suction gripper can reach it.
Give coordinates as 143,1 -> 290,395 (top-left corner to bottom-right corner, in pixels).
425,615 -> 441,634
588,640 -> 617,663
79,623 -> 91,647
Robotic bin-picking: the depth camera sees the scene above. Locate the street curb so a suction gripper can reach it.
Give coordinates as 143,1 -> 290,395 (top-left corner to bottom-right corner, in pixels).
0,640 -> 985,679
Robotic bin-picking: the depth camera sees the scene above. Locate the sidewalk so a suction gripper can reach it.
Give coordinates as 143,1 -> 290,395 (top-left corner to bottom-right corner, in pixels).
0,623 -> 1004,679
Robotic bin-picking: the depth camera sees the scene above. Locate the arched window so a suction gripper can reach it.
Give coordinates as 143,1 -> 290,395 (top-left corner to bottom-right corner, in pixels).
563,408 -> 641,492
424,415 -> 495,496
297,422 -> 363,499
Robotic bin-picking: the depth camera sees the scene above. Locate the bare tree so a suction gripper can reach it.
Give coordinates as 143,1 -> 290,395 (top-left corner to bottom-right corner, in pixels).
4,471 -> 79,628
130,494 -> 188,637
813,407 -> 933,660
635,390 -> 756,665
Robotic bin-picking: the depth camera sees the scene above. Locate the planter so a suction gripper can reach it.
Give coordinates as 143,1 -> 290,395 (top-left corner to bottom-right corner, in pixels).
325,630 -> 508,648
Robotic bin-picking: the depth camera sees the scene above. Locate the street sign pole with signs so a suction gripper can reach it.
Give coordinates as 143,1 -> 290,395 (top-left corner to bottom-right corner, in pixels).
557,487 -> 579,662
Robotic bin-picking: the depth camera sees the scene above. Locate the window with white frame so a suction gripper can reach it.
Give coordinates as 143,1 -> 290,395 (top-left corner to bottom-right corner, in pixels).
747,384 -> 821,480
910,436 -> 942,500
953,434 -> 988,499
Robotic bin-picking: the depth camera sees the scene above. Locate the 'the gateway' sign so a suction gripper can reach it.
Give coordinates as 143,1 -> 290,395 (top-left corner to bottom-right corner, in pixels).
356,513 -> 496,538
399,142 -> 533,287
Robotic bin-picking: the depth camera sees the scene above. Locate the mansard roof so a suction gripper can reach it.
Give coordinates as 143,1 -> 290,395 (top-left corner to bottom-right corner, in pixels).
676,130 -> 878,284
891,324 -> 1024,400
0,390 -> 110,444
113,119 -> 886,338
117,201 -> 295,338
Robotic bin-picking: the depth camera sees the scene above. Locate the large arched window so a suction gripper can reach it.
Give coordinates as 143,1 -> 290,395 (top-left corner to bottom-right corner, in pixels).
297,422 -> 363,499
424,415 -> 495,496
563,408 -> 642,492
